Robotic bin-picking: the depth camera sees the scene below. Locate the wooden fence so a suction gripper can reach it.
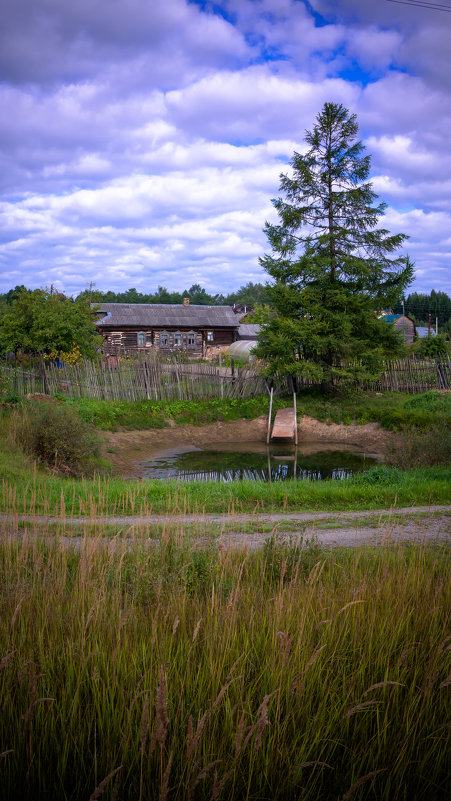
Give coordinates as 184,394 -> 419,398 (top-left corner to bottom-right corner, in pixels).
1,355 -> 273,402
1,354 -> 450,401
368,356 -> 451,393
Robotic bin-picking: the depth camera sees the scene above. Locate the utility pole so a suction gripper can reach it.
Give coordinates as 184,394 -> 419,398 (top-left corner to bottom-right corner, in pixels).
401,299 -> 405,315
428,313 -> 431,337
87,281 -> 96,302
436,317 -> 438,335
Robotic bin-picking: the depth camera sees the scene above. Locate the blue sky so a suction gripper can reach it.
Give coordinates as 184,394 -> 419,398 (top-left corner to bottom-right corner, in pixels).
0,0 -> 450,297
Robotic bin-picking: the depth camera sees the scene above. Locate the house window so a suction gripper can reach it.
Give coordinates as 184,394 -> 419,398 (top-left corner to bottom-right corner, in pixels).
160,331 -> 169,347
137,331 -> 146,347
187,330 -> 196,347
174,331 -> 182,346
206,330 -> 214,342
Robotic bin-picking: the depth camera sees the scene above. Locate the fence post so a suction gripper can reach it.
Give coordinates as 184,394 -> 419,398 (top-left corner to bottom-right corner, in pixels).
143,360 -> 151,400
219,353 -> 224,400
267,386 -> 273,444
174,357 -> 182,400
40,357 -> 49,395
293,391 -> 297,445
436,358 -> 446,390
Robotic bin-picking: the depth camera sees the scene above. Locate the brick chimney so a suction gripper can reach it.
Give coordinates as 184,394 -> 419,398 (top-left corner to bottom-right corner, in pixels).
183,297 -> 190,306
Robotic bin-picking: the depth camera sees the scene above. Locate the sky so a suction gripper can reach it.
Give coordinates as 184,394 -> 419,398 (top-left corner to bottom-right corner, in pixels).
0,0 -> 450,298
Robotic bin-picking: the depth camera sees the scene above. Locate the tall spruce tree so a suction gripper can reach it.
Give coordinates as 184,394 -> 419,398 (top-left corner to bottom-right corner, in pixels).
255,102 -> 414,388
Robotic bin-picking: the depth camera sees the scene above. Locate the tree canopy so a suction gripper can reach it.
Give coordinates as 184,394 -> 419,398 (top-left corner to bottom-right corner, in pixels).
72,281 -> 273,309
0,288 -> 102,357
254,102 -> 414,387
395,290 -> 451,331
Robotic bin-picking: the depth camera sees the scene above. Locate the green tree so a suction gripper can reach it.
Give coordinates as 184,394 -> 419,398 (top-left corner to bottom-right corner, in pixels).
240,303 -> 275,325
0,288 -> 103,357
184,284 -> 213,305
414,333 -> 449,357
254,102 -> 414,388
396,290 -> 451,330
224,282 -> 273,308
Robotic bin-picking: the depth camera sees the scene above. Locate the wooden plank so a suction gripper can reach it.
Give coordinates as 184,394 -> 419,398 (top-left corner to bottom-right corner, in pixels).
271,407 -> 296,440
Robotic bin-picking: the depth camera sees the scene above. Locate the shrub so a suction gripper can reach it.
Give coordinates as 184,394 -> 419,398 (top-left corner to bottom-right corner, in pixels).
10,400 -> 101,475
414,333 -> 449,357
385,424 -> 451,469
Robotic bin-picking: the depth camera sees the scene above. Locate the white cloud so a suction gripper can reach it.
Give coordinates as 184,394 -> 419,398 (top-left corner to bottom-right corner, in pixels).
0,0 -> 450,297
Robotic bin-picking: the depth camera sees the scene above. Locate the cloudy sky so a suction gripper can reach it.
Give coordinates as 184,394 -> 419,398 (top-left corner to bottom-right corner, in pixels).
1,0 -> 450,298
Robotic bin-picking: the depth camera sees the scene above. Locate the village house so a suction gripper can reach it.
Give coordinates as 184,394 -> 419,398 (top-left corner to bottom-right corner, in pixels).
94,299 -> 240,357
378,313 -> 416,345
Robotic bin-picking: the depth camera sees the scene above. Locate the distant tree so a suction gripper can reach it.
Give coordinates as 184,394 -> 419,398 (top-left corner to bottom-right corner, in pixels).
396,290 -> 451,330
240,304 -> 275,325
224,282 -> 273,308
182,284 -> 213,305
0,288 -> 102,357
75,288 -> 105,304
254,102 -> 414,389
2,285 -> 28,305
152,286 -> 182,304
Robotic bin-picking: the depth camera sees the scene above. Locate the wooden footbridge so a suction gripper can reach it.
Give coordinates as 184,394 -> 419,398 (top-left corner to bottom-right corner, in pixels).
267,389 -> 298,444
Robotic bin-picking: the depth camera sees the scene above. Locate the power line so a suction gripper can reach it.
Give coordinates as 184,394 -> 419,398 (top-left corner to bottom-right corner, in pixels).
386,0 -> 451,12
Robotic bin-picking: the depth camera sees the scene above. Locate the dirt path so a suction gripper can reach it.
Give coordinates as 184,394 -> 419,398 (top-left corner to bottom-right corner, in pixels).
1,506 -> 450,550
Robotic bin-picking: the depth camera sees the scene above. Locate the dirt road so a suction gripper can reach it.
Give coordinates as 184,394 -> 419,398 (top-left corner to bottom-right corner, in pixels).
1,506 -> 449,550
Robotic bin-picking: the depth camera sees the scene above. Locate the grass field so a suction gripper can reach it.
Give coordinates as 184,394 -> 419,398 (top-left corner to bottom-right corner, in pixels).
0,531 -> 449,801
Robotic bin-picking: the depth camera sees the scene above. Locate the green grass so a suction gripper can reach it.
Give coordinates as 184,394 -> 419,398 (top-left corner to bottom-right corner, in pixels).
62,395 -> 294,430
295,389 -> 451,430
0,532 -> 449,801
0,457 -> 449,517
41,390 -> 451,431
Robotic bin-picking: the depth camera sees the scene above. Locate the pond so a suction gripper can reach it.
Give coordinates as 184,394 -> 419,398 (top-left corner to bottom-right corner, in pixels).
142,441 -> 382,482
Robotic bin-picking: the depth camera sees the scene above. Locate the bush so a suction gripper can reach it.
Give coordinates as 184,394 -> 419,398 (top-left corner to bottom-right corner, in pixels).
10,400 -> 101,475
385,424 -> 451,469
414,333 -> 449,357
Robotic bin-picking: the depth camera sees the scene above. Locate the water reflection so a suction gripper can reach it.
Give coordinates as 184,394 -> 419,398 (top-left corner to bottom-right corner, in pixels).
143,443 -> 381,482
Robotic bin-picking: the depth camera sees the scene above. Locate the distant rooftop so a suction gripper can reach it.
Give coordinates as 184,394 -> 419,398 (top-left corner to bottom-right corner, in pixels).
416,326 -> 437,338
238,323 -> 260,339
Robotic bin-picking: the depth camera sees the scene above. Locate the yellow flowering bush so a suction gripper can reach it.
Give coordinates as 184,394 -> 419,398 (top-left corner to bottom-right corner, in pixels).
45,344 -> 82,365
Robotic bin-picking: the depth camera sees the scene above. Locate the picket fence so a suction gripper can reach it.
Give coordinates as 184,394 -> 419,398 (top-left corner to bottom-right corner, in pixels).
1,353 -> 450,402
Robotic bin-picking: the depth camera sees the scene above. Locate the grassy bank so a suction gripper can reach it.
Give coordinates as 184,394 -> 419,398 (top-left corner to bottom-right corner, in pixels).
0,533 -> 449,801
1,461 -> 450,516
59,389 -> 451,431
65,395 -> 291,430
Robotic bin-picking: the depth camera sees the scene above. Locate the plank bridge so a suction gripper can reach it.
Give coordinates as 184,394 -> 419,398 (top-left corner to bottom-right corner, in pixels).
267,390 -> 298,444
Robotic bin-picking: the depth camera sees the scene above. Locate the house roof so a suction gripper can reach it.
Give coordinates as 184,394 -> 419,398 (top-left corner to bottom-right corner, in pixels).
416,326 -> 437,338
237,323 -> 260,339
93,303 -> 239,328
380,314 -> 414,324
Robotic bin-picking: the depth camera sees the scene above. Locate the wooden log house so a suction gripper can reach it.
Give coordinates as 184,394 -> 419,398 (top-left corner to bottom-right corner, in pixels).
378,313 -> 416,346
94,299 -> 240,357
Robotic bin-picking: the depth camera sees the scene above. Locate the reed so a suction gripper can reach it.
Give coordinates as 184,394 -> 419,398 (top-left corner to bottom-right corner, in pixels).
0,520 -> 449,801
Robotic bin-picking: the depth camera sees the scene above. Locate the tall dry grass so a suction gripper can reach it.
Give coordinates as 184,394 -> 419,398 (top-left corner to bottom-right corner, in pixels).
0,518 -> 449,800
